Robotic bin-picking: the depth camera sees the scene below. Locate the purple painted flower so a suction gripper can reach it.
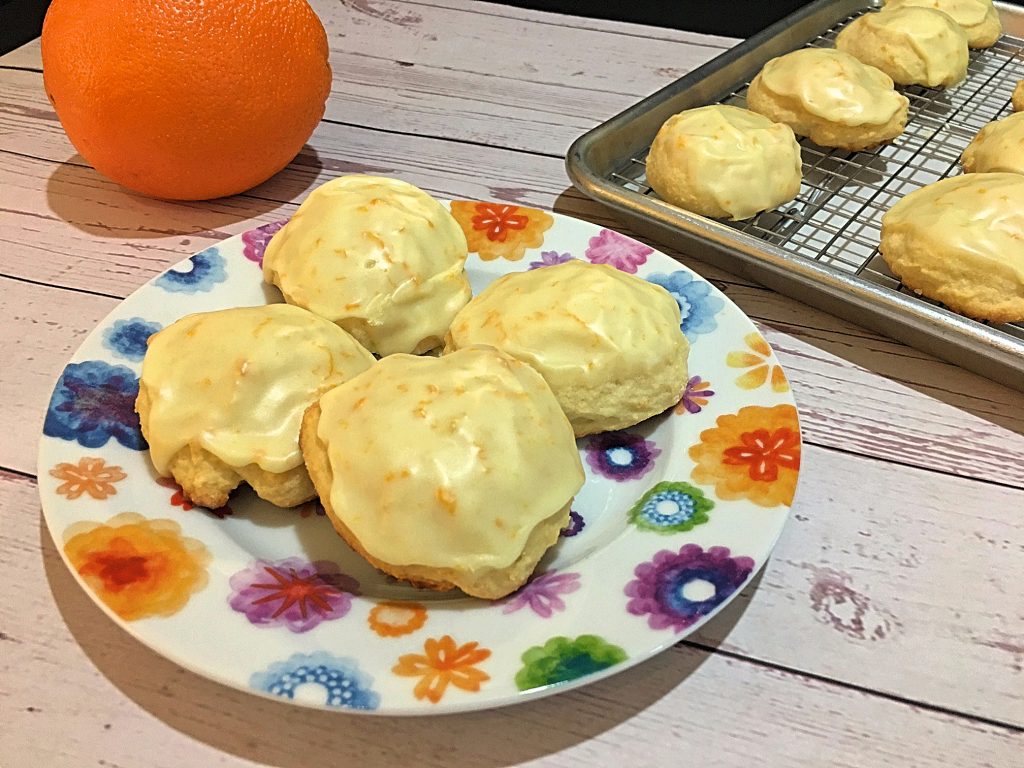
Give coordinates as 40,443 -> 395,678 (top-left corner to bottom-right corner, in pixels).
241,219 -> 287,267
625,545 -> 755,632
676,375 -> 716,415
229,557 -> 359,633
586,431 -> 661,482
584,229 -> 652,274
560,509 -> 585,537
502,571 -> 581,618
528,250 -> 575,270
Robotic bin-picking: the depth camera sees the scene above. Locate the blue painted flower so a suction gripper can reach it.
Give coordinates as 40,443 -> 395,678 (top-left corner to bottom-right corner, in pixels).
625,544 -> 755,632
44,360 -> 147,450
155,247 -> 227,293
560,509 -> 585,537
251,652 -> 380,710
102,318 -> 161,362
528,250 -> 575,270
628,481 -> 713,534
585,431 -> 661,482
647,270 -> 725,340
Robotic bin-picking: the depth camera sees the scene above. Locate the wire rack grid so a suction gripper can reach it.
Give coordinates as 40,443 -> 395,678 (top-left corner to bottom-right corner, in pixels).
607,10 -> 1024,343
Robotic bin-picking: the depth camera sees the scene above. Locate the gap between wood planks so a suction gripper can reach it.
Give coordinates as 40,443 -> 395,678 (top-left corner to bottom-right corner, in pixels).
7,463 -> 1020,736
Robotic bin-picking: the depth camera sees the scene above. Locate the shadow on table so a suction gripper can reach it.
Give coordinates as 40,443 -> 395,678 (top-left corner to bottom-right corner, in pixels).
44,146 -> 324,238
549,186 -> 1024,438
41,515 -> 753,768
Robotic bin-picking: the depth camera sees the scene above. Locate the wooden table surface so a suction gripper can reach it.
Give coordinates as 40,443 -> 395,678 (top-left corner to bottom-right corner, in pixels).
1,1 -> 1022,765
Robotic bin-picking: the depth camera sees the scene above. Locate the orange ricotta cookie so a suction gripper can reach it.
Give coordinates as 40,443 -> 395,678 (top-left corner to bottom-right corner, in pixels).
137,304 -> 374,509
300,346 -> 584,600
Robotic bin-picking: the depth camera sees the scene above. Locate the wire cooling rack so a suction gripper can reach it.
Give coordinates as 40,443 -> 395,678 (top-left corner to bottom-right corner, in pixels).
607,9 -> 1024,343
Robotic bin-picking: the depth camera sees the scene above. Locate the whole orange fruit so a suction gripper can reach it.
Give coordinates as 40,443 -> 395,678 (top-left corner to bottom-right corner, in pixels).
41,0 -> 331,200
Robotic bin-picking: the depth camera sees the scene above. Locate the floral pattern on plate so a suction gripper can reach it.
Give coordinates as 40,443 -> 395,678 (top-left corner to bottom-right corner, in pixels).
38,200 -> 800,714
62,512 -> 210,620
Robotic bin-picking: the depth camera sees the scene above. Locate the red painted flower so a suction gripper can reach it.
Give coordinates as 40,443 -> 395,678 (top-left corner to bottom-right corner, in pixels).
450,201 -> 554,261
156,477 -> 232,518
723,427 -> 800,482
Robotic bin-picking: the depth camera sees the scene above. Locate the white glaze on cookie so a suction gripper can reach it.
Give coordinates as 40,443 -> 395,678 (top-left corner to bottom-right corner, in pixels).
315,347 -> 584,570
141,304 -> 374,475
263,175 -> 471,356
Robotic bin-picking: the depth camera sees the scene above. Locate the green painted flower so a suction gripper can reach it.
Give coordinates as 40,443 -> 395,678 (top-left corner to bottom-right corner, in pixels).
628,481 -> 714,534
515,635 -> 627,691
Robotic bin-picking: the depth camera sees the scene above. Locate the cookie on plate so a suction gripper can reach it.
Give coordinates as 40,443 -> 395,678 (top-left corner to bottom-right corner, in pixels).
962,112 -> 1024,175
137,304 -> 374,508
879,173 -> 1024,323
301,346 -> 585,600
836,6 -> 969,88
645,105 -> 803,220
444,260 -> 689,437
263,175 -> 471,356
883,0 -> 1001,48
746,48 -> 909,151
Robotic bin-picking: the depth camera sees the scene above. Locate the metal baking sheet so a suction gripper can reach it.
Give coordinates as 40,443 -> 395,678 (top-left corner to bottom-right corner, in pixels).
566,0 -> 1024,390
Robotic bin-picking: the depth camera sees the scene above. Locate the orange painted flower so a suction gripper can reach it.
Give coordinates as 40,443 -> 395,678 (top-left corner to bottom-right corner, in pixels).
50,457 -> 126,500
726,333 -> 789,392
450,201 -> 554,261
392,634 -> 491,703
689,404 -> 801,508
368,600 -> 427,637
63,512 -> 211,620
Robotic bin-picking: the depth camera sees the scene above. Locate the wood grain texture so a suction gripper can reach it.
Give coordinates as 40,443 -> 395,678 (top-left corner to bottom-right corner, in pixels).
2,0 -> 1024,762
1,474 -> 1019,768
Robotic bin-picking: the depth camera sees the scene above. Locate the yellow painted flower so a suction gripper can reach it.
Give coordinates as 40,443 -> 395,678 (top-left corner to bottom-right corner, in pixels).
689,404 -> 801,508
50,457 -> 126,500
392,634 -> 490,703
450,201 -> 553,261
368,600 -> 427,637
726,333 -> 789,392
63,512 -> 210,620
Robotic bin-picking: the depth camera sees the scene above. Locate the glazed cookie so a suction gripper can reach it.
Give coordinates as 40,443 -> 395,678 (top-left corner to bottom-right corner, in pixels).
879,173 -> 1024,323
1013,80 -> 1023,112
301,346 -> 585,600
883,0 -> 1001,48
645,105 -> 803,220
962,112 -> 1024,175
836,7 -> 969,88
137,304 -> 375,508
444,260 -> 689,437
747,48 -> 909,151
263,175 -> 471,356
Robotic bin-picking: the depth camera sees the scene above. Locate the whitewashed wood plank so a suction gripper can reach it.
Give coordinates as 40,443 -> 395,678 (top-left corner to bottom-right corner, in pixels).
2,473 -> 1018,768
2,144 -> 1022,486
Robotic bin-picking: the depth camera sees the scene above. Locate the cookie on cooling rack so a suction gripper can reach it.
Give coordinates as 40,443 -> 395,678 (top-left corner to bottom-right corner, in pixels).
1013,80 -> 1023,112
962,112 -> 1024,175
746,48 -> 910,151
883,0 -> 1001,48
879,173 -> 1024,323
836,6 -> 969,88
263,175 -> 471,356
444,260 -> 690,437
300,346 -> 585,600
137,304 -> 375,509
645,105 -> 803,220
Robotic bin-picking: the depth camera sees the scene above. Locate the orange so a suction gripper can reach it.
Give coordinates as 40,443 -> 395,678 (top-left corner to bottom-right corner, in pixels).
41,0 -> 331,200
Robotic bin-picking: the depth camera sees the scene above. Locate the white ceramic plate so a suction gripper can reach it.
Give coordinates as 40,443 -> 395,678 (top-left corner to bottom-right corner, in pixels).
38,201 -> 802,715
